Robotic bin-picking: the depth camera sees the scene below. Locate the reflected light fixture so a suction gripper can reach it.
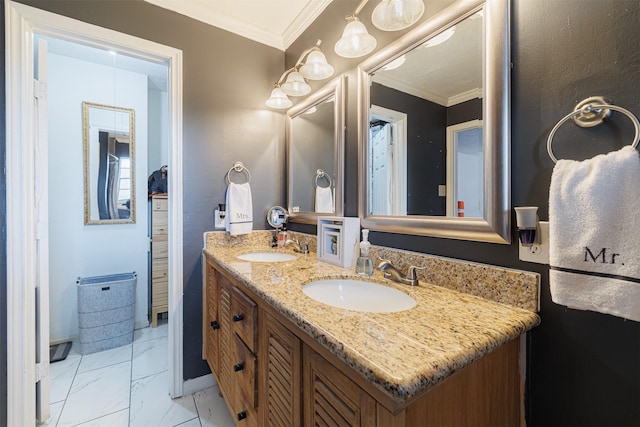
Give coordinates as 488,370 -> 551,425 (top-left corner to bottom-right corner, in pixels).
335,0 -> 377,58
422,26 -> 456,48
381,54 -> 406,71
372,0 -> 425,31
265,40 -> 334,109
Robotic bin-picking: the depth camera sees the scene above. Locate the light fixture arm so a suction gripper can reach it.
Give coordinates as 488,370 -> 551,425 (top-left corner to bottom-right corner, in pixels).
351,0 -> 370,18
272,39 -> 326,87
274,67 -> 297,87
293,39 -> 324,68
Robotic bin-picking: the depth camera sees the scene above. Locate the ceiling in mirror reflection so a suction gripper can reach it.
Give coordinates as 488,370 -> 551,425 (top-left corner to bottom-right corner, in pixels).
371,10 -> 483,107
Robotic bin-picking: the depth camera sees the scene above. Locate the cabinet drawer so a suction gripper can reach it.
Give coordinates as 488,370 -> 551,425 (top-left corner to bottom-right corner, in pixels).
231,287 -> 257,352
152,261 -> 168,281
152,235 -> 168,259
152,280 -> 168,305
152,196 -> 168,211
232,334 -> 257,408
152,211 -> 169,235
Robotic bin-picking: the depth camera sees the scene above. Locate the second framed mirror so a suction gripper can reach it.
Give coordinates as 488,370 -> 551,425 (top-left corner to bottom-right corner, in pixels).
358,0 -> 510,243
286,75 -> 345,224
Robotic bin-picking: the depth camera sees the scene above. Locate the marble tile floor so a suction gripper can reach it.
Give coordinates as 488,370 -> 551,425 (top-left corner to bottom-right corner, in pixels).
42,321 -> 234,427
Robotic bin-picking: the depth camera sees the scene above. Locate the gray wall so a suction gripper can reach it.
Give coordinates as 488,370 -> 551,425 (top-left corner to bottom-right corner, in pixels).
3,0 -> 640,425
286,0 -> 640,425
8,0 -> 286,389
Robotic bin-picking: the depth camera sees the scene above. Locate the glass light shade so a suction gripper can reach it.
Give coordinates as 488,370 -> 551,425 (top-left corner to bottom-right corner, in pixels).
422,26 -> 456,48
281,71 -> 311,96
334,19 -> 377,58
371,0 -> 425,31
381,54 -> 406,71
299,50 -> 334,80
265,87 -> 293,109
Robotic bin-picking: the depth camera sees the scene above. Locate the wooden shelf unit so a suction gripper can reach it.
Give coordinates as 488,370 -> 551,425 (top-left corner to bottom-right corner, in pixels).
151,194 -> 168,327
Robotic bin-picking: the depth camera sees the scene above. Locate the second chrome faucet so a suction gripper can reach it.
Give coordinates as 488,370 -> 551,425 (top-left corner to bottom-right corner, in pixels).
377,259 -> 425,286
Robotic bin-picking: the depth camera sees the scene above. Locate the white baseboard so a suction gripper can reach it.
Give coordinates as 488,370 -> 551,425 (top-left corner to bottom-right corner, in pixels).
182,374 -> 217,396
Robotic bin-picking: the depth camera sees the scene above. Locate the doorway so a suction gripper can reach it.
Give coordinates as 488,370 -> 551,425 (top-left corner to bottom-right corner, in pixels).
368,105 -> 407,215
6,2 -> 184,426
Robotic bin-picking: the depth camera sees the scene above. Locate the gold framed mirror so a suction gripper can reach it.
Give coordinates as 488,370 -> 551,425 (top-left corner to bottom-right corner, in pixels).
357,0 -> 510,243
82,101 -> 136,225
286,75 -> 346,224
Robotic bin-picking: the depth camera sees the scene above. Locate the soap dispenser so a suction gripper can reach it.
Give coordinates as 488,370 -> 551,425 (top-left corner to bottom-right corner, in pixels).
355,229 -> 374,276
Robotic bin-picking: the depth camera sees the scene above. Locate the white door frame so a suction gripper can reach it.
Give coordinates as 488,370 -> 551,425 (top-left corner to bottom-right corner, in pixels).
370,105 -> 407,215
5,2 -> 184,426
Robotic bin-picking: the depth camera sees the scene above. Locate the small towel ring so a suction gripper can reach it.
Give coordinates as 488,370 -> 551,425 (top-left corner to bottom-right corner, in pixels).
314,169 -> 332,188
547,96 -> 640,163
226,161 -> 252,184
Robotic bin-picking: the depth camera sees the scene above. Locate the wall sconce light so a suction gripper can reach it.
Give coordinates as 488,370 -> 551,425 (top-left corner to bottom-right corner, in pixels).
514,206 -> 539,247
265,40 -> 334,109
334,0 -> 425,59
335,15 -> 377,58
265,86 -> 293,109
372,0 -> 425,31
335,0 -> 377,58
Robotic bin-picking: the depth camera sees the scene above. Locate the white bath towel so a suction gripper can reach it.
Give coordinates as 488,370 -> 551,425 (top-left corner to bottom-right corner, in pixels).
315,186 -> 334,213
225,182 -> 253,236
549,145 -> 640,321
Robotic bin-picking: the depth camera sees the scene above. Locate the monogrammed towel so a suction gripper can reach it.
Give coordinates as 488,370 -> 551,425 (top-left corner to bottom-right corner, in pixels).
225,182 -> 253,236
549,145 -> 640,321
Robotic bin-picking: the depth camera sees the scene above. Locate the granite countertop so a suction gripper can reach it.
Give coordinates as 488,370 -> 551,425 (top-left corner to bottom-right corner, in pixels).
203,244 -> 540,402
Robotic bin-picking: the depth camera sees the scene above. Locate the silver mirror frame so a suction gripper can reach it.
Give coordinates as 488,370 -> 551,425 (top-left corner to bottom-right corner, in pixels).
82,101 -> 136,225
286,75 -> 346,224
357,0 -> 510,243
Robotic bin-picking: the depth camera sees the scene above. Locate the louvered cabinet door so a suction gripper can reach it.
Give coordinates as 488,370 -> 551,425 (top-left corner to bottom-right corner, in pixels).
260,312 -> 302,426
303,345 -> 376,427
204,261 -> 220,376
218,273 -> 233,397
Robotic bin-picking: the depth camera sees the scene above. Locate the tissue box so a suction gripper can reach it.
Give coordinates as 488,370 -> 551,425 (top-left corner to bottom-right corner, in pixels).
317,217 -> 360,268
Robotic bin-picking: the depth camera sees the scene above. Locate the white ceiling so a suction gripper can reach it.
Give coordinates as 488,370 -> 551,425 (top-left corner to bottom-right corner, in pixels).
143,0 -> 332,51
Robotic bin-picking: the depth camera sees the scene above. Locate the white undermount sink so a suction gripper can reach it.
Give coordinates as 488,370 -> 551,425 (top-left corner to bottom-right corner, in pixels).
236,252 -> 297,262
302,279 -> 417,313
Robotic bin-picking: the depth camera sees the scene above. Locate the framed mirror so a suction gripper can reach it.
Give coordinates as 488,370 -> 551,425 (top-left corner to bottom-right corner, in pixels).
82,101 -> 136,225
286,75 -> 345,224
357,0 -> 510,243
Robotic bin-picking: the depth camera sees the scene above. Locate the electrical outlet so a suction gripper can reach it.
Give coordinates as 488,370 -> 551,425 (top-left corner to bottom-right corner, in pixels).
214,209 -> 226,229
438,185 -> 446,197
519,221 -> 549,264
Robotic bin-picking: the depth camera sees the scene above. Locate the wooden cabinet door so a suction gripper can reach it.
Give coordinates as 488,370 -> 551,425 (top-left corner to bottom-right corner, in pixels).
218,273 -> 233,396
260,312 -> 302,427
203,261 -> 220,376
303,345 -> 376,427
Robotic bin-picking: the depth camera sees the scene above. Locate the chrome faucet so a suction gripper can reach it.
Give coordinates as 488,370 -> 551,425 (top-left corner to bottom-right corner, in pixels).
377,259 -> 425,286
284,238 -> 309,254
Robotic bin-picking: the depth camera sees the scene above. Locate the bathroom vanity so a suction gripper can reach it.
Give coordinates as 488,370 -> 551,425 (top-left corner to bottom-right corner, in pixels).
202,232 -> 539,426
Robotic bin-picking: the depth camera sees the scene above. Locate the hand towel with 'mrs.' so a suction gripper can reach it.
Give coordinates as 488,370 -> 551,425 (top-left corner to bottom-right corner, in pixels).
225,182 -> 253,236
549,145 -> 640,321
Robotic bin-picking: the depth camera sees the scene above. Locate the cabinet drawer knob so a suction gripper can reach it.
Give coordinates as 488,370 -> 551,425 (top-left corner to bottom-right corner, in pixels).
210,320 -> 220,330
237,411 -> 247,421
232,313 -> 244,322
233,362 -> 245,372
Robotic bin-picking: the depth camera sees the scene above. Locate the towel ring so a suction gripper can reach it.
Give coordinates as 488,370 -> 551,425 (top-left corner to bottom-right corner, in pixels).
547,96 -> 640,163
226,161 -> 252,184
314,169 -> 332,188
